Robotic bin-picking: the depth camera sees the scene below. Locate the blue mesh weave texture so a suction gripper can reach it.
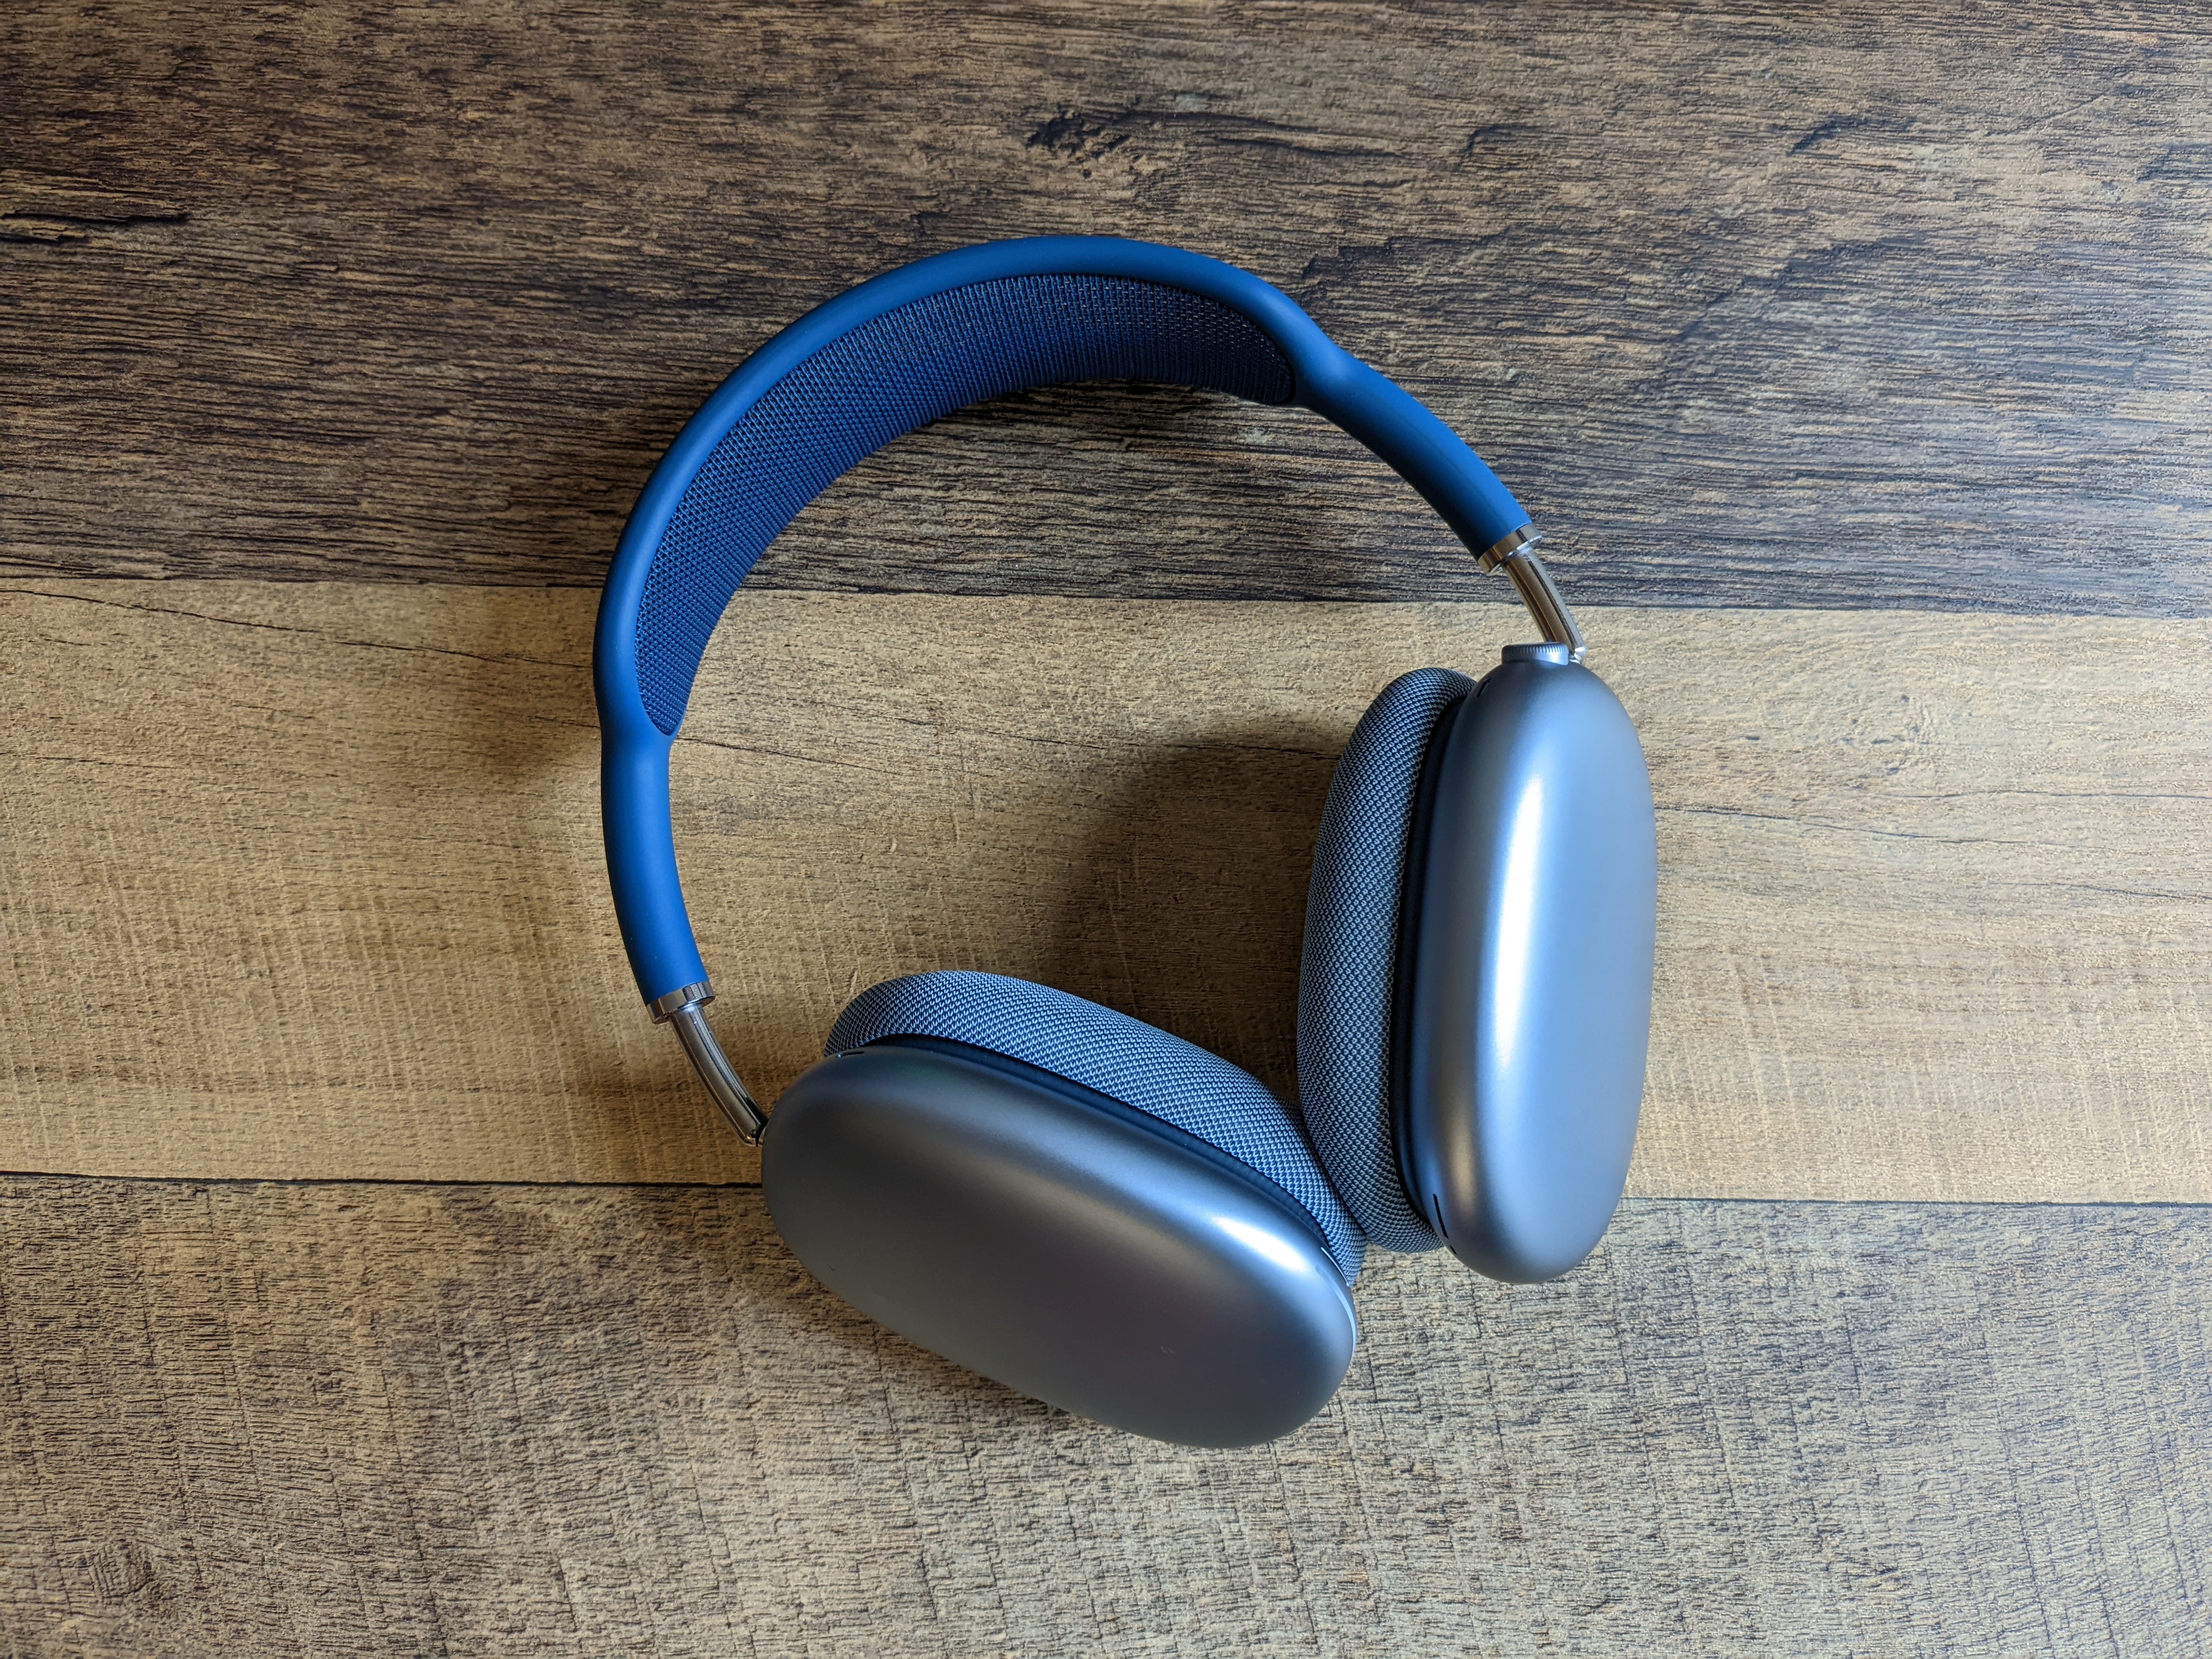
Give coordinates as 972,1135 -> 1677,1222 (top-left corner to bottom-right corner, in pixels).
827,970 -> 1364,1282
635,274 -> 1296,733
1297,668 -> 1474,1254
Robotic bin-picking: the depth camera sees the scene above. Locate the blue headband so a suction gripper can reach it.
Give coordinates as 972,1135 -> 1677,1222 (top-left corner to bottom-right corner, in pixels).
596,236 -> 1564,1041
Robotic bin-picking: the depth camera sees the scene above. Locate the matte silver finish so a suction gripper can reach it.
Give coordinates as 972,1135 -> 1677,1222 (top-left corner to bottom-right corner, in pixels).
764,1042 -> 1357,1447
1401,653 -> 1656,1282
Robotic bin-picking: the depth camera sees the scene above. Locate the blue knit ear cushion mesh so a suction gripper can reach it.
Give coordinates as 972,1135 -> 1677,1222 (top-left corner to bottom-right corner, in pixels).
1297,668 -> 1475,1253
828,970 -> 1365,1283
634,274 -> 1295,735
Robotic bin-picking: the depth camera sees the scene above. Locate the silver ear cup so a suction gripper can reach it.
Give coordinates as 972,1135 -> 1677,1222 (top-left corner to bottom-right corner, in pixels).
765,1041 -> 1357,1448
1397,646 -> 1657,1282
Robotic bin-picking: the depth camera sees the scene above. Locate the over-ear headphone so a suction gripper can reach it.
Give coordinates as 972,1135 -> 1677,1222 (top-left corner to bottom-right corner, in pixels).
595,238 -> 1657,1447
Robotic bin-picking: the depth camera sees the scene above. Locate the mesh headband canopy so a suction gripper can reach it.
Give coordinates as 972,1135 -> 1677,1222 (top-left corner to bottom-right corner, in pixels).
633,273 -> 1296,735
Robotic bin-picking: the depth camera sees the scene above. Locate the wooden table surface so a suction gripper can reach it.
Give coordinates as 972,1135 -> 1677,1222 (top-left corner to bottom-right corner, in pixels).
5,4 -> 2209,1655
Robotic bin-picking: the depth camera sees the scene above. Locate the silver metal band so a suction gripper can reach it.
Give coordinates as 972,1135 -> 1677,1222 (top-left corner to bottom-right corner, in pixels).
1477,526 -> 1587,663
648,980 -> 715,1022
1476,524 -> 1545,572
648,978 -> 768,1143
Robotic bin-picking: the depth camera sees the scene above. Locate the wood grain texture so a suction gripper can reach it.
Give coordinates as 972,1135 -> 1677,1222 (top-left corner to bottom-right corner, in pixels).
4,580 -> 2208,1198
0,1177 -> 2204,1658
7,2 -> 2211,612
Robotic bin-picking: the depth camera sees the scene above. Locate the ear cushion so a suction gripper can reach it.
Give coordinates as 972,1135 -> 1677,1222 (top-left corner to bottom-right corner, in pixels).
827,970 -> 1364,1281
1297,668 -> 1474,1253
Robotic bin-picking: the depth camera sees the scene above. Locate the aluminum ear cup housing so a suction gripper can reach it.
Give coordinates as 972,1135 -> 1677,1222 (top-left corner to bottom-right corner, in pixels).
764,1038 -> 1357,1448
1396,644 -> 1658,1282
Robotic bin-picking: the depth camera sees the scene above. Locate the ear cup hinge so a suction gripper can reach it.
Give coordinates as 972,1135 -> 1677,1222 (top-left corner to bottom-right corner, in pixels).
650,979 -> 768,1143
1477,527 -> 1587,663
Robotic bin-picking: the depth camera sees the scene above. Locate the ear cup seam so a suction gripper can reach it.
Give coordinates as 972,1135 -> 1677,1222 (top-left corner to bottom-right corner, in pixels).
1389,686 -> 1471,1234
826,971 -> 1365,1280
856,1035 -> 1347,1279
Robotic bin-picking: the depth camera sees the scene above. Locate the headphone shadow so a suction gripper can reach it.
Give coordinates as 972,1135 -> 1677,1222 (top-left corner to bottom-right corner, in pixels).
583,718 -> 1355,1429
636,1180 -> 1069,1435
1030,724 -> 1342,1106
747,380 -> 1447,602
413,376 -> 1403,1189
401,388 -> 1414,1421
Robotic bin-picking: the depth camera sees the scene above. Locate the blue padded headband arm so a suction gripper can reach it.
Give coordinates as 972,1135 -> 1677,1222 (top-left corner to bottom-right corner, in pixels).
597,236 -> 1536,1008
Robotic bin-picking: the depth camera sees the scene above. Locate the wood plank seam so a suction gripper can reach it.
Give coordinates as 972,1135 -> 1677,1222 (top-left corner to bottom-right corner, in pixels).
4,583 -> 2207,1203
